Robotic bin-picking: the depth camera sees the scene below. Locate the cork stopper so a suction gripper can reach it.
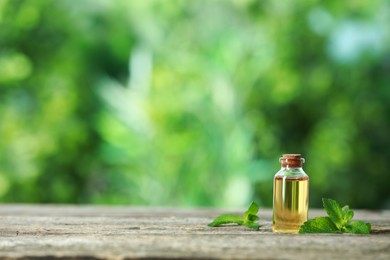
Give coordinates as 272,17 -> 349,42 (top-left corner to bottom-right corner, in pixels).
279,154 -> 305,168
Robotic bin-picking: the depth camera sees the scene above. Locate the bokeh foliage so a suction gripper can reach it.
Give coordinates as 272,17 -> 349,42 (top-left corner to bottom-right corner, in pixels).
0,0 -> 389,208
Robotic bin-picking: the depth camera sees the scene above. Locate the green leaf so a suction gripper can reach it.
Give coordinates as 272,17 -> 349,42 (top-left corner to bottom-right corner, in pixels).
246,214 -> 260,222
299,217 -> 340,233
244,222 -> 260,230
243,202 -> 260,229
208,201 -> 260,230
322,198 -> 343,229
300,198 -> 372,235
208,214 -> 243,227
342,205 -> 354,223
344,221 -> 371,234
244,201 -> 259,219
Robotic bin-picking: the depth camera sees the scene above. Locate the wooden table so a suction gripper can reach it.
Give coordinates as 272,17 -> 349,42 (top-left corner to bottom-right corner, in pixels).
0,205 -> 389,259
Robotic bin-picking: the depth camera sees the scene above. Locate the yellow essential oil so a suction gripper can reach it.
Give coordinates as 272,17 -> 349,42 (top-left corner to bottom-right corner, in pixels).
272,154 -> 309,233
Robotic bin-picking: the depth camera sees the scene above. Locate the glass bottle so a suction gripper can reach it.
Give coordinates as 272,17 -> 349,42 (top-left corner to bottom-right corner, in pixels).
272,154 -> 309,233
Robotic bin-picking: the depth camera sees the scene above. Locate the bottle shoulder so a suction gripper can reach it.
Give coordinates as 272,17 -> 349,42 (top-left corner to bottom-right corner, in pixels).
274,167 -> 308,179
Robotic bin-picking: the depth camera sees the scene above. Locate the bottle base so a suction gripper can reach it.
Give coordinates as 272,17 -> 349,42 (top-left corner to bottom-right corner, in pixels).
272,225 -> 300,234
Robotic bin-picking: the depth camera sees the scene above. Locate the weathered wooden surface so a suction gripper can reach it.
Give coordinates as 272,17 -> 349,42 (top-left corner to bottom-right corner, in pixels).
0,205 -> 389,259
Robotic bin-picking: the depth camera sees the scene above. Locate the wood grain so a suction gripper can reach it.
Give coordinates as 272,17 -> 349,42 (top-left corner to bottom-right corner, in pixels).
0,205 -> 389,259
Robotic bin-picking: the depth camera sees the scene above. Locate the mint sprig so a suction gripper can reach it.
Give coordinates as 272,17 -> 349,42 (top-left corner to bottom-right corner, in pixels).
208,202 -> 260,230
299,198 -> 371,234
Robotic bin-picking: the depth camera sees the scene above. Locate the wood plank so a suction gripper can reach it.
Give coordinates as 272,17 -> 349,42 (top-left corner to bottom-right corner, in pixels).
0,205 -> 389,259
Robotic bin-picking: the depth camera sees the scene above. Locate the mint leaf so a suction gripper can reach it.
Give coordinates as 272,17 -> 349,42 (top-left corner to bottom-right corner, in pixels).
243,214 -> 260,229
243,201 -> 260,230
245,222 -> 260,230
208,214 -> 243,227
208,201 -> 260,230
322,198 -> 343,229
300,198 -> 372,235
299,217 -> 340,233
344,221 -> 371,234
244,201 -> 259,219
246,214 -> 260,222
342,205 -> 354,223
241,201 -> 260,229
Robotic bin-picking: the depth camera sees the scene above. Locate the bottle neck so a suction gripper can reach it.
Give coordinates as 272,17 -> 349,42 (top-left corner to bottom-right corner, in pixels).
281,166 -> 303,169
277,165 -> 307,177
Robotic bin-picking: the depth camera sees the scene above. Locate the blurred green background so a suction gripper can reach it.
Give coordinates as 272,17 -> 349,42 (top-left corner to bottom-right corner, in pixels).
0,0 -> 389,209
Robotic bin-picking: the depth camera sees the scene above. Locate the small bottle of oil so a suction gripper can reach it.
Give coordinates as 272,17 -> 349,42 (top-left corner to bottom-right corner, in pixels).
272,154 -> 309,233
